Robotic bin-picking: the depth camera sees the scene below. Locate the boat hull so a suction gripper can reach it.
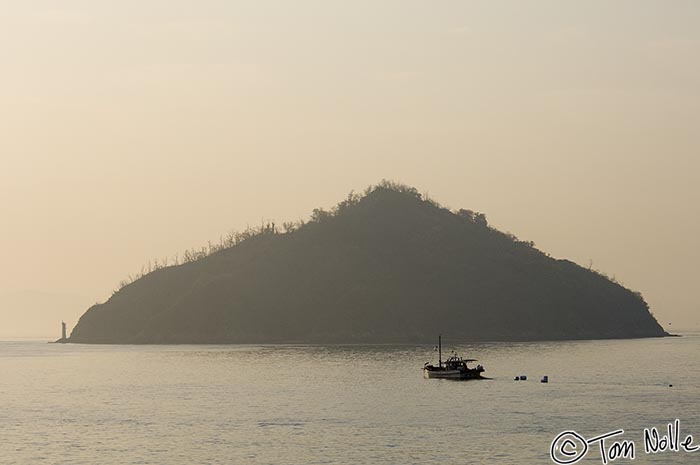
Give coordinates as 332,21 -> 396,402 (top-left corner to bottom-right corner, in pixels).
423,368 -> 484,380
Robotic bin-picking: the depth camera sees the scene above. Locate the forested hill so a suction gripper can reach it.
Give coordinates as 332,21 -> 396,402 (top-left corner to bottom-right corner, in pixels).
69,182 -> 667,343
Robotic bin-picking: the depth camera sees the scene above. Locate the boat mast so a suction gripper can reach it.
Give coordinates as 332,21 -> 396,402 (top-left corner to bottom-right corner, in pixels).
438,334 -> 442,368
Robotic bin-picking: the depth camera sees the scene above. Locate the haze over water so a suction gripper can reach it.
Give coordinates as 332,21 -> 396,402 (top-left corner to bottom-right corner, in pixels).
2,2 -> 699,464
3,334 -> 698,464
2,1 -> 700,335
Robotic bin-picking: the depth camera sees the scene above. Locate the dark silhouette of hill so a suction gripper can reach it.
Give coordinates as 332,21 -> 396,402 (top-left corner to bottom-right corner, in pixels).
69,182 -> 667,343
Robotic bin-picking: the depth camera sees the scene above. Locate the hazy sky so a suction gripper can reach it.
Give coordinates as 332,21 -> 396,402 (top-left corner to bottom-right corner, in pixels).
1,1 -> 699,337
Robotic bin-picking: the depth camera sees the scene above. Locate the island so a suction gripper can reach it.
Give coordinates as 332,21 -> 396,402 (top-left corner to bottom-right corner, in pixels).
68,181 -> 667,344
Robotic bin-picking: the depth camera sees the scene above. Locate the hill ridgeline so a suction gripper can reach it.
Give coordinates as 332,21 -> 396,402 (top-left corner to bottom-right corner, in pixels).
69,183 -> 667,343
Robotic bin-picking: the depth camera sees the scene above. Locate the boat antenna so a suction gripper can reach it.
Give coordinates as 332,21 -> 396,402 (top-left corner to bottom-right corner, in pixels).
438,334 -> 442,368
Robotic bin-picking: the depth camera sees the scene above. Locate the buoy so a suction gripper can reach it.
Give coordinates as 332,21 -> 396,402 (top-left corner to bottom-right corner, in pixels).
669,384 -> 673,387
541,375 -> 549,383
520,375 -> 527,381
514,376 -> 520,381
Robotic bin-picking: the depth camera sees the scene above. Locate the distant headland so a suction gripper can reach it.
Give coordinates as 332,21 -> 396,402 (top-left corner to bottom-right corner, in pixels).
67,181 -> 667,344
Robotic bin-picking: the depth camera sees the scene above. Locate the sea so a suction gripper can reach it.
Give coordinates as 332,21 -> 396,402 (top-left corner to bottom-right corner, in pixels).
1,333 -> 699,465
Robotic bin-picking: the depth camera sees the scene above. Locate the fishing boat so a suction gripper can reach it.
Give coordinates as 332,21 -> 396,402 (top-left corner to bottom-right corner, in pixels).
423,335 -> 485,380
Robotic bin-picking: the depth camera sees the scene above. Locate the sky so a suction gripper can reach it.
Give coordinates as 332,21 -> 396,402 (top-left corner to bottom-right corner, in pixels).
1,1 -> 698,337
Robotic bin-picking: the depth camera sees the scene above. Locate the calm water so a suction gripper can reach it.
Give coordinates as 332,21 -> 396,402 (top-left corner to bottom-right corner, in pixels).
2,334 -> 699,465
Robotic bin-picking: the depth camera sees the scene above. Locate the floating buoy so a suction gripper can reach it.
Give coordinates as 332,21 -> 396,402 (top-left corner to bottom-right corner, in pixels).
541,375 -> 549,383
520,375 -> 527,381
514,376 -> 520,381
669,384 -> 673,387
